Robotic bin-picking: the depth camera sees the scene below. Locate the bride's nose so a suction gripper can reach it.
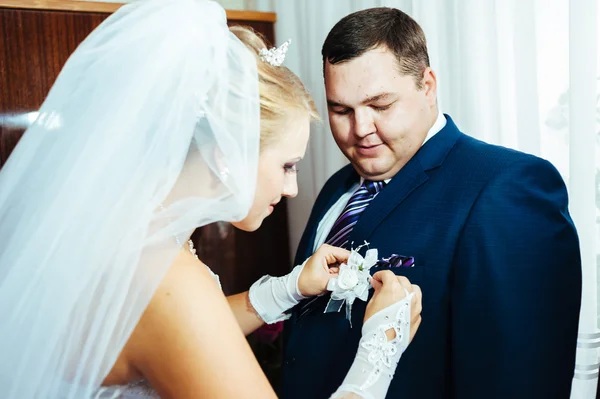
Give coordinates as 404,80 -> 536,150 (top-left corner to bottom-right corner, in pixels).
282,173 -> 298,198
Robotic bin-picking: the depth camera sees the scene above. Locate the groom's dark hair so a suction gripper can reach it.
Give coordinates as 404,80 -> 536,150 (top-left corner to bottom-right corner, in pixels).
322,7 -> 430,89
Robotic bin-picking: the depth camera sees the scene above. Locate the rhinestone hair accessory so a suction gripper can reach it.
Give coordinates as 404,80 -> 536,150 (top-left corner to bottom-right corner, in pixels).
259,39 -> 291,67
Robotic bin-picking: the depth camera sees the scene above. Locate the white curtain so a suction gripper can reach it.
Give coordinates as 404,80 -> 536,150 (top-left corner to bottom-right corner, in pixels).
256,0 -> 599,397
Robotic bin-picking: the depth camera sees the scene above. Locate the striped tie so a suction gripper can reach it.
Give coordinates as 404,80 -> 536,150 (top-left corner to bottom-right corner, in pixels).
297,180 -> 385,318
325,180 -> 385,249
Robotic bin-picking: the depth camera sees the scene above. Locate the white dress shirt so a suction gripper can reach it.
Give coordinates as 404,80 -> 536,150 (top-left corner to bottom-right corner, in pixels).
313,110 -> 447,252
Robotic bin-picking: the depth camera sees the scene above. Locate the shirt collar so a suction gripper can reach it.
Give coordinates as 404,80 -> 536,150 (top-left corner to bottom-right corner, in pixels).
423,108 -> 446,145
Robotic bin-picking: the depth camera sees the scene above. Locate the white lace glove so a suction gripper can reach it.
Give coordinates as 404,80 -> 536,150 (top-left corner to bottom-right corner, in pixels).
330,292 -> 414,399
248,262 -> 307,324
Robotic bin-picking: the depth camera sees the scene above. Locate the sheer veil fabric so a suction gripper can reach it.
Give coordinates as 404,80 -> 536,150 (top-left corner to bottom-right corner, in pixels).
0,0 -> 260,397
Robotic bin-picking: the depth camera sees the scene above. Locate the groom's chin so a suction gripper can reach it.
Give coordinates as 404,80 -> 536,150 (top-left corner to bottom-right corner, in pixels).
352,156 -> 406,181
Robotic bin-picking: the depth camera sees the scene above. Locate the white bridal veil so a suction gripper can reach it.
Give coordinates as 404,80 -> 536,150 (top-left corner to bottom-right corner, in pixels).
0,0 -> 260,397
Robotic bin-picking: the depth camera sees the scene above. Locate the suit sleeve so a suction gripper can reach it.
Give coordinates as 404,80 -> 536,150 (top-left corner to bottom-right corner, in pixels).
451,156 -> 582,398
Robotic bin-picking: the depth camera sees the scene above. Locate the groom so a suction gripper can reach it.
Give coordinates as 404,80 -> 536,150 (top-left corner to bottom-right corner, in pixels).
281,7 -> 582,399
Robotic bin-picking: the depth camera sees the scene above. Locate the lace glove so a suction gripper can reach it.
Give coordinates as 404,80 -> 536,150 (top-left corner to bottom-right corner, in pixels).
248,262 -> 307,324
330,292 -> 414,399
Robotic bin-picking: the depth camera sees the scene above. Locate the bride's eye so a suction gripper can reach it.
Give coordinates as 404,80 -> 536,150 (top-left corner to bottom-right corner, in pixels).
284,163 -> 298,174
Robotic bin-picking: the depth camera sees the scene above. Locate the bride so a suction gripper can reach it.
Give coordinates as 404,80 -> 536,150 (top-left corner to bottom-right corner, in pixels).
0,1 -> 422,398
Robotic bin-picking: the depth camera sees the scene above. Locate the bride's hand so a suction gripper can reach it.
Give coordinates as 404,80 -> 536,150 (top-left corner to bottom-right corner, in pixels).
297,244 -> 349,297
364,270 -> 422,343
330,271 -> 422,398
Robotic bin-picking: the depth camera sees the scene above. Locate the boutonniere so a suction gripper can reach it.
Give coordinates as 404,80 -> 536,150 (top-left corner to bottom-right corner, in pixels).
326,243 -> 416,326
325,242 -> 378,326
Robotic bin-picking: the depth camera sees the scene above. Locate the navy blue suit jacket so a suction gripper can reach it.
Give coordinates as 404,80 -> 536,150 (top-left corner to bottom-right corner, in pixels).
281,116 -> 581,399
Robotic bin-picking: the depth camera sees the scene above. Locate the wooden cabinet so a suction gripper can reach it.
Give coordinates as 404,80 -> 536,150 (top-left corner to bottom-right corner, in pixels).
0,1 -> 290,295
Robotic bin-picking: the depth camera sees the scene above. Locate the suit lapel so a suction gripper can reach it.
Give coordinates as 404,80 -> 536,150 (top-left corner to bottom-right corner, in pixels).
349,159 -> 428,245
349,115 -> 463,245
318,166 -> 359,223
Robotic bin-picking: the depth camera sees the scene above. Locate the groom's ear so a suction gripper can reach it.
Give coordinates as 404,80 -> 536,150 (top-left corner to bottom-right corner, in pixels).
421,67 -> 437,106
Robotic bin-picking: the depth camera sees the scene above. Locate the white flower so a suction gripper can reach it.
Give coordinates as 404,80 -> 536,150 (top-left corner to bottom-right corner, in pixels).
326,244 -> 380,324
338,266 -> 359,290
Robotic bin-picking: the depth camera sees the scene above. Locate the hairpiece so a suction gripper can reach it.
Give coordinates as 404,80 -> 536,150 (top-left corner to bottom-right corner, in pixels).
259,39 -> 291,66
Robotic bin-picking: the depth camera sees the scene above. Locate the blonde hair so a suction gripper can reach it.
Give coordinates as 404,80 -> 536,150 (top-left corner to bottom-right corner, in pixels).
230,26 -> 320,149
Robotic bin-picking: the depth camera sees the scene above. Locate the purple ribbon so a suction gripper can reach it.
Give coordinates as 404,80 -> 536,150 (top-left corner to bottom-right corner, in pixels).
375,254 -> 415,268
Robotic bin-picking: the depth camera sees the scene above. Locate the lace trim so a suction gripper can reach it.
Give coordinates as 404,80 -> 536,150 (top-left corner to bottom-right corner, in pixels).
360,299 -> 410,390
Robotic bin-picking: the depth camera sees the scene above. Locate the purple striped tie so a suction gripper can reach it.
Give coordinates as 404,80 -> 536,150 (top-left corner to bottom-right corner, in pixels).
325,180 -> 385,249
297,180 -> 385,318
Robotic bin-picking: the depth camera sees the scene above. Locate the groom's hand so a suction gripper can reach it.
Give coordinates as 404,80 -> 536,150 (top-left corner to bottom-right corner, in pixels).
298,244 -> 349,297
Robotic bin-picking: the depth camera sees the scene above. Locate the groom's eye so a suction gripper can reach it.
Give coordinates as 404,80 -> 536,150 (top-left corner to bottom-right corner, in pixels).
372,103 -> 393,112
331,107 -> 352,116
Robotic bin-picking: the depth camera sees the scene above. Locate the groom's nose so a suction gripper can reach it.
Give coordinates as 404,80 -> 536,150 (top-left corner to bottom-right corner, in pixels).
282,173 -> 298,198
353,108 -> 376,138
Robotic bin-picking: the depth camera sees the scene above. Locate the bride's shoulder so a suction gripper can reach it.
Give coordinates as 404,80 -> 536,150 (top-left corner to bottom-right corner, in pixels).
165,248 -> 220,291
138,248 -> 222,330
119,248 -> 234,396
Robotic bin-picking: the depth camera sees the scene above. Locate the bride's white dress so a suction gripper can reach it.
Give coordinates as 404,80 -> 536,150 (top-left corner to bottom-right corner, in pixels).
95,380 -> 158,399
95,265 -> 221,399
